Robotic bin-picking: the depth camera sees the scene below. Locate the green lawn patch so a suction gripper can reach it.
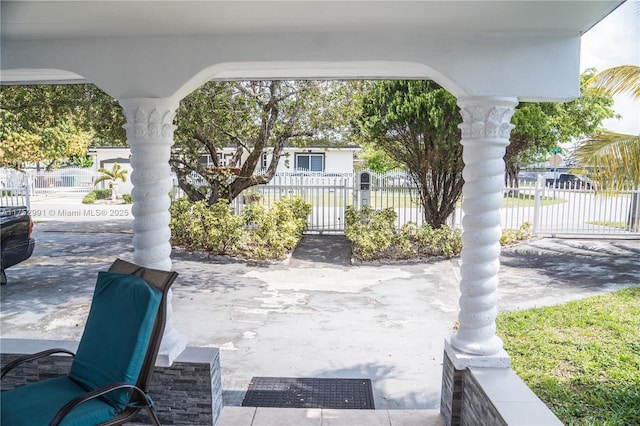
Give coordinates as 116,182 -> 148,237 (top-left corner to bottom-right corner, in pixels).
503,192 -> 564,207
497,287 -> 640,425
587,220 -> 627,229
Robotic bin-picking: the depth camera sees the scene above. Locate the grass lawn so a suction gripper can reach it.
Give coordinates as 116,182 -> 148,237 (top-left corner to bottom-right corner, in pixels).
497,287 -> 640,426
587,220 -> 627,229
503,192 -> 564,207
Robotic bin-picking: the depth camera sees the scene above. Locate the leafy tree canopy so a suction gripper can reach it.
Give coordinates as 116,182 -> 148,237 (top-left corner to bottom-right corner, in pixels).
357,144 -> 402,173
506,69 -> 616,183
0,84 -> 126,169
357,80 -> 463,227
0,109 -> 94,170
172,80 -> 359,205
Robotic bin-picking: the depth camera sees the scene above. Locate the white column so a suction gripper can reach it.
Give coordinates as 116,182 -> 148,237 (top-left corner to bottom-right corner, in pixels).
448,96 -> 518,364
121,97 -> 188,366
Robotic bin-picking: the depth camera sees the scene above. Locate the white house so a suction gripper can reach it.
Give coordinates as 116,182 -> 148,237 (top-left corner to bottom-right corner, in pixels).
98,144 -> 361,179
261,144 -> 361,174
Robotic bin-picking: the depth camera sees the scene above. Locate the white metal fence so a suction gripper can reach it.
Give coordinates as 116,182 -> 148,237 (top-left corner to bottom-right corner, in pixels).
28,167 -> 100,194
4,166 -> 637,238
0,168 -> 31,208
225,171 -> 639,237
1,167 -> 101,208
499,177 -> 640,237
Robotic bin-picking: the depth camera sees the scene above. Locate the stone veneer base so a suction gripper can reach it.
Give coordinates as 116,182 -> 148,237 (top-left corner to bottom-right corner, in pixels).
0,338 -> 223,425
440,339 -> 562,426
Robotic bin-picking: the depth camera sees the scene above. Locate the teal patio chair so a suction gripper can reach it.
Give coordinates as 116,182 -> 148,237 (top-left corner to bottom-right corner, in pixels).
1,258 -> 178,426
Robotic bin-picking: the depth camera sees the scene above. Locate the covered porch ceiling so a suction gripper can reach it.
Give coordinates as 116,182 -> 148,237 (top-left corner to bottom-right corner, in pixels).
1,0 -> 624,101
1,1 -> 621,39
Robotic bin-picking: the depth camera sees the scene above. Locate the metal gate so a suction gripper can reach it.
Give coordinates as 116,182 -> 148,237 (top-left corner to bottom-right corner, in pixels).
237,173 -> 353,233
235,170 -> 424,233
0,168 -> 31,208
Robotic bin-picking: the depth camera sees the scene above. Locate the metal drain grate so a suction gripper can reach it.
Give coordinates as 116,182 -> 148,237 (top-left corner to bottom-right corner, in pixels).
242,377 -> 375,409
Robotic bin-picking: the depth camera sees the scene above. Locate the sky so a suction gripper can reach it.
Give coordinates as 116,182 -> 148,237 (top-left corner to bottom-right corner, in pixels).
580,0 -> 640,135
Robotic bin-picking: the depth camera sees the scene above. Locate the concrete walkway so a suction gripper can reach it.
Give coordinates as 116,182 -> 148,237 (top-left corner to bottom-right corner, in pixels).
218,407 -> 443,425
1,215 -> 638,422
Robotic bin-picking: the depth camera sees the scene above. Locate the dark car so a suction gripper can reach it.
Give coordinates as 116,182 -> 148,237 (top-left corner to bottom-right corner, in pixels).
546,173 -> 593,189
1,206 -> 35,285
517,172 -> 538,183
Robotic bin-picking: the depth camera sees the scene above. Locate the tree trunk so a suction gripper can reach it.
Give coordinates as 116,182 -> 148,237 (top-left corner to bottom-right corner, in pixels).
504,162 -> 519,189
111,182 -> 118,200
416,171 -> 463,228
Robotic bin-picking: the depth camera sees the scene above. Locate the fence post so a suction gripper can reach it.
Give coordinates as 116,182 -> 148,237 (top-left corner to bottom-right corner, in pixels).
25,174 -> 32,211
532,175 -> 545,235
628,189 -> 640,233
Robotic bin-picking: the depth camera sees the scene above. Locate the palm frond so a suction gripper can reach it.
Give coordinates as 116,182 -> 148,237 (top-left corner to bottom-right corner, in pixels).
574,132 -> 640,189
585,65 -> 640,100
95,162 -> 128,185
97,167 -> 113,177
93,175 -> 112,186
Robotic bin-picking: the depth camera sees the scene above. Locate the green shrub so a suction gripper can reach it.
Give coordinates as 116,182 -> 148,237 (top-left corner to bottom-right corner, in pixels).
247,197 -> 311,259
416,224 -> 462,258
170,196 -> 311,260
121,193 -> 133,204
242,203 -> 266,227
346,207 -> 534,261
82,192 -> 97,204
170,199 -> 244,255
345,206 -> 463,261
500,222 -> 533,245
392,222 -> 418,258
82,188 -> 112,204
93,188 -> 112,200
345,205 -> 397,260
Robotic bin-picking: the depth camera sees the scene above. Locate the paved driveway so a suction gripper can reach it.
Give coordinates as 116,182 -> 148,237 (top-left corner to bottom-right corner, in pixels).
1,219 -> 638,410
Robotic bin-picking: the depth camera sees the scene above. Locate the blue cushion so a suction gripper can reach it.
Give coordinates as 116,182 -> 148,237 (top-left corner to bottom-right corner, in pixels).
69,271 -> 162,409
0,376 -> 117,426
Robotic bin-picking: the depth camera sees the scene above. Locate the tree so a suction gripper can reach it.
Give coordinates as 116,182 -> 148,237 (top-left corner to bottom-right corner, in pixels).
357,80 -> 463,228
576,65 -> 640,188
358,144 -> 401,173
505,69 -> 617,186
171,80 -> 357,205
0,84 -> 126,169
0,109 -> 43,169
0,108 -> 94,170
94,162 -> 128,200
575,65 -> 640,230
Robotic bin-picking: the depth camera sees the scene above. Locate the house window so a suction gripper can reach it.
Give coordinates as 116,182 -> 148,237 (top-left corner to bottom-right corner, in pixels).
261,153 -> 268,169
295,153 -> 324,172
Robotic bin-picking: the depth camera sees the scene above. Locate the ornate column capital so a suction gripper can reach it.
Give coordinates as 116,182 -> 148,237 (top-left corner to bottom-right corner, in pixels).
120,98 -> 179,142
457,97 -> 517,140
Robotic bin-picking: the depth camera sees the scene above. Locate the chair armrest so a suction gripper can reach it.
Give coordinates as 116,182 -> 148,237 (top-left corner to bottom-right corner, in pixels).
50,382 -> 160,426
1,348 -> 75,379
